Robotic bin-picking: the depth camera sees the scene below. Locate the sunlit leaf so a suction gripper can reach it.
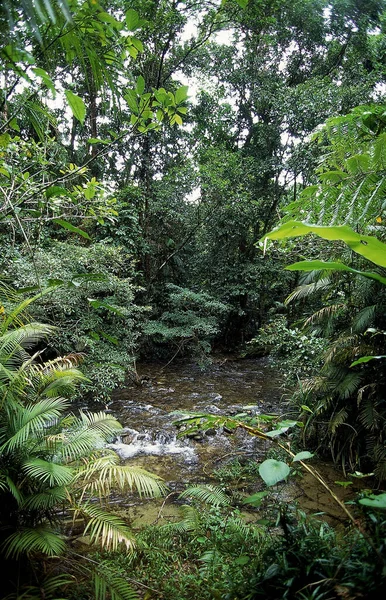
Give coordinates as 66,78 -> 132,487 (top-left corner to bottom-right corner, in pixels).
65,90 -> 86,125
259,459 -> 290,486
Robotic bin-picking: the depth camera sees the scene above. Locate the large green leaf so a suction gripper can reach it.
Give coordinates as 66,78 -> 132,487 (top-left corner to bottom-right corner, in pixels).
286,260 -> 386,286
359,493 -> 386,509
263,221 -> 386,268
350,355 -> 386,367
54,219 -> 91,240
258,459 -> 290,486
65,90 -> 86,125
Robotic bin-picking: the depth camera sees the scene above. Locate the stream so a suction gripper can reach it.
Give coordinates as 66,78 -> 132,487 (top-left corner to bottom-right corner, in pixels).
108,357 -> 283,484
106,356 -> 358,527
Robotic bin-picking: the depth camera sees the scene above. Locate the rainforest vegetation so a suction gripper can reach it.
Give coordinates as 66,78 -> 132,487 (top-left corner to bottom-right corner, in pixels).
1,0 -> 386,598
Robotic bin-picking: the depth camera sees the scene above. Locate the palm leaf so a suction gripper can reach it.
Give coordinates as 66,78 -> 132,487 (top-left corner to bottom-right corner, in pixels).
80,504 -> 135,552
1,397 -> 70,452
79,411 -> 122,438
179,484 -> 230,507
4,526 -> 66,558
22,486 -> 68,510
22,458 -> 74,486
285,278 -> 332,305
93,562 -> 139,600
77,460 -> 167,498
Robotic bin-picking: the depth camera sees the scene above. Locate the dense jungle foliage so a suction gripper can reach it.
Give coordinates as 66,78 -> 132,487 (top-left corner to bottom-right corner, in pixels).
1,0 -> 386,598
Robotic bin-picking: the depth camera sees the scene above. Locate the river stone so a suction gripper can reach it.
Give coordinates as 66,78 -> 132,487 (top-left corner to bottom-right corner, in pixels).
205,428 -> 217,436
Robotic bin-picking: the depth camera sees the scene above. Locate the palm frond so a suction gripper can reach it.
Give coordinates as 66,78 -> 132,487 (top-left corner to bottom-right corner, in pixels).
285,278 -> 332,305
30,367 -> 87,398
179,484 -> 230,507
22,458 -> 74,486
78,462 -> 167,498
2,397 -> 70,452
303,303 -> 345,328
80,504 -> 135,552
335,372 -> 362,399
351,305 -> 376,333
3,526 -> 66,558
0,322 -> 55,347
330,408 -> 349,433
93,562 -> 139,600
53,429 -> 105,463
4,475 -> 24,505
22,486 -> 68,510
79,411 -> 122,438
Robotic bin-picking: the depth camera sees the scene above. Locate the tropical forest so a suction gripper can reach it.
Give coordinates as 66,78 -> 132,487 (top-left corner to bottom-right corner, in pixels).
1,0 -> 386,598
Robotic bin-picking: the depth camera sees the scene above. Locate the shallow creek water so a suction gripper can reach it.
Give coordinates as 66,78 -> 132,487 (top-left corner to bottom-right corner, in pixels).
106,357 -> 357,527
108,357 -> 282,483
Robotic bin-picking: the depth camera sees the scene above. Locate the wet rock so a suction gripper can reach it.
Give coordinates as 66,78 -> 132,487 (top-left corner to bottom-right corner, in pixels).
223,426 -> 234,434
205,428 -> 217,437
204,404 -> 221,413
186,430 -> 202,439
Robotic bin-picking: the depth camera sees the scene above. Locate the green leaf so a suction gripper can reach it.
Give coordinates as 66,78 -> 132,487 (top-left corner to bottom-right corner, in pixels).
350,355 -> 386,367
286,260 -> 386,286
175,85 -> 189,104
263,221 -> 386,269
125,90 -> 138,113
136,75 -> 145,95
88,138 -> 110,145
359,493 -> 386,509
32,67 -> 56,94
235,555 -> 250,565
54,219 -> 91,240
259,459 -> 290,486
88,299 -> 124,316
242,491 -> 269,507
65,90 -> 86,125
45,186 -> 69,199
125,8 -> 139,30
292,451 -> 314,462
